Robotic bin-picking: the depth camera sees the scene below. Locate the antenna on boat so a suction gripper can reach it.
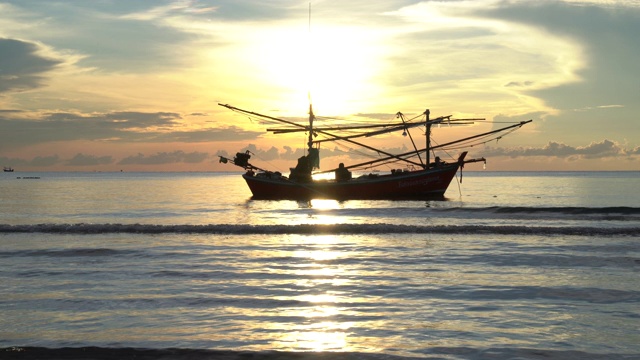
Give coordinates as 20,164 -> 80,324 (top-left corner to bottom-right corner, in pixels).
308,1 -> 312,33
305,2 -> 319,169
307,2 -> 312,108
307,1 -> 313,118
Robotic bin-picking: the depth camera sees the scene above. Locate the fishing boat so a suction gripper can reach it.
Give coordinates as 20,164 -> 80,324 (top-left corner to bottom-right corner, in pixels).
3,166 -> 14,172
218,103 -> 531,200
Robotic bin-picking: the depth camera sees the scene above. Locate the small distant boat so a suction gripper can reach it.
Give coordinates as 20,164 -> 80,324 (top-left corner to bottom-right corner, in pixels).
3,166 -> 14,172
218,103 -> 531,200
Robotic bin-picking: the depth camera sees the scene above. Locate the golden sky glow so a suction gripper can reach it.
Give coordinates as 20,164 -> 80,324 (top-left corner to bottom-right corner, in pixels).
0,0 -> 638,171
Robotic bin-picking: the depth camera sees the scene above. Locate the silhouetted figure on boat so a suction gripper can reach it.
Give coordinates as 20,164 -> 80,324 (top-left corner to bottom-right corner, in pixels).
335,163 -> 352,182
290,155 -> 312,182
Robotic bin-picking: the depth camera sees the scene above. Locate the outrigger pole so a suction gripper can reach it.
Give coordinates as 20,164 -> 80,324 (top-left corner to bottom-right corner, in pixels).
311,116 -> 479,143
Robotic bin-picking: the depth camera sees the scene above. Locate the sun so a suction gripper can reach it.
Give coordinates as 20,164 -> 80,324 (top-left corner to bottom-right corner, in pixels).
250,23 -> 386,115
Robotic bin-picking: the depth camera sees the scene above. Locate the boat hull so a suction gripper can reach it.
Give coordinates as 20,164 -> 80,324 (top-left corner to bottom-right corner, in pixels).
243,165 -> 460,200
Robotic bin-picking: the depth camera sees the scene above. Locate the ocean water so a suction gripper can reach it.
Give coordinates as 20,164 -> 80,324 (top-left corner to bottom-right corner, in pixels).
0,171 -> 638,359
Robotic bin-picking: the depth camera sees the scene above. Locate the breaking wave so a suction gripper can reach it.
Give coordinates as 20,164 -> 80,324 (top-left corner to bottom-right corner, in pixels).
461,206 -> 639,214
1,223 -> 638,236
444,206 -> 640,216
254,206 -> 640,222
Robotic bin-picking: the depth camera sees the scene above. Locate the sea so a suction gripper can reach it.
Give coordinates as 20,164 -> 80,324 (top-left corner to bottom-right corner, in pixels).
0,171 -> 638,360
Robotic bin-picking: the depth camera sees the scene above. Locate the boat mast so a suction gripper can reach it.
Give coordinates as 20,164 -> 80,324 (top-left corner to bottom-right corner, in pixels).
425,109 -> 431,167
308,104 -> 314,153
306,3 -> 317,167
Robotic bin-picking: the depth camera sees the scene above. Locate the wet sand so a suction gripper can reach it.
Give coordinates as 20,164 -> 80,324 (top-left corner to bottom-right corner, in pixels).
2,347 -> 631,360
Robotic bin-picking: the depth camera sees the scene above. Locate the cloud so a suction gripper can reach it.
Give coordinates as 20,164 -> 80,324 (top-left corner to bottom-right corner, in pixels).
217,138 -> 636,167
505,81 -> 534,88
29,155 -> 61,167
3,151 -> 211,168
43,111 -> 182,128
153,126 -> 262,143
477,139 -> 636,159
281,145 -> 305,160
562,0 -> 640,9
1,2 -> 193,74
2,153 -> 115,167
120,1 -> 219,21
0,111 -> 178,150
0,111 -> 262,150
118,150 -> 209,165
66,153 -> 113,166
480,1 -> 640,110
1,155 -> 61,167
0,156 -> 27,167
0,38 -> 63,93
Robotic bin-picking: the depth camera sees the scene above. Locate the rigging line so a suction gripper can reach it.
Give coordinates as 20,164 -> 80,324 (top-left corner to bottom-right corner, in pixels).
363,158 -> 406,170
429,138 -> 457,163
221,103 -> 424,168
318,132 -> 424,167
372,128 -> 488,164
316,110 -> 401,122
455,172 -> 462,199
313,114 -> 453,144
314,118 -> 396,126
270,122 -> 408,133
317,112 -> 422,127
440,132 -> 502,148
439,127 -> 522,151
252,152 -> 285,173
318,120 -> 531,173
274,113 -> 462,134
485,121 -> 528,124
427,120 -> 531,151
439,138 -> 503,151
332,140 -> 382,160
400,112 -> 424,123
398,112 -> 423,166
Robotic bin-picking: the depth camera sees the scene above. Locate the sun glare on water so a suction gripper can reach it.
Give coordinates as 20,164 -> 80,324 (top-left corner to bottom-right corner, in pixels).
271,235 -> 363,352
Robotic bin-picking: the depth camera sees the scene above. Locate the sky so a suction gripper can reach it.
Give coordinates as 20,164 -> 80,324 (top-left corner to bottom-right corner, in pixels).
0,0 -> 638,172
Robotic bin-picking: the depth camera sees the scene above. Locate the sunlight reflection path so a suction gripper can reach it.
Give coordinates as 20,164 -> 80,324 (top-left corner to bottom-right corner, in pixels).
271,235 -> 373,352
